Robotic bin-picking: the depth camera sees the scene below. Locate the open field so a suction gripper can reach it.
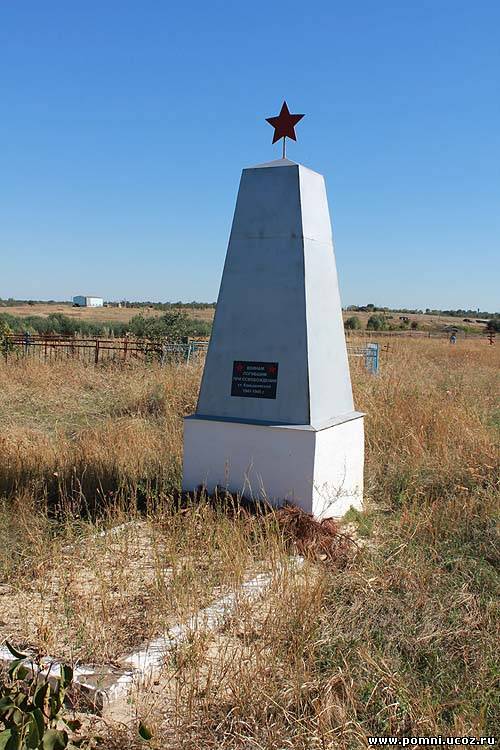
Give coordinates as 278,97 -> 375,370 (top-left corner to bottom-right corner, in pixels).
0,303 -> 215,323
0,339 -> 498,748
341,309 -> 488,332
0,302 -> 491,332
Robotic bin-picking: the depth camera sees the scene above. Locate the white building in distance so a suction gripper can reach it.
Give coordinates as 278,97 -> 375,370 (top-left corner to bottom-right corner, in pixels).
72,295 -> 104,308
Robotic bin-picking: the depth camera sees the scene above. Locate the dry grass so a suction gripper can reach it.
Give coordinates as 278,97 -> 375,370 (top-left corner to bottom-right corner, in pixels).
0,505 -> 287,666
0,339 -> 498,748
1,303 -> 215,324
0,358 -> 200,506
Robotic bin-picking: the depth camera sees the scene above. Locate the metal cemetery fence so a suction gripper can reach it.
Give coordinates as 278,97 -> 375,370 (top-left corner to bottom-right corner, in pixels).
2,334 -> 209,366
165,341 -> 380,373
3,334 -> 380,374
347,342 -> 379,374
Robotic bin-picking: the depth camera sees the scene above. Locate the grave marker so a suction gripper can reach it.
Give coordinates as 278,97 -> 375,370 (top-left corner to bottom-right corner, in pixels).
183,103 -> 364,517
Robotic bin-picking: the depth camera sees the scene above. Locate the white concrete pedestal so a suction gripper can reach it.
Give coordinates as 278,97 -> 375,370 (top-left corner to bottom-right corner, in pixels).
183,412 -> 364,518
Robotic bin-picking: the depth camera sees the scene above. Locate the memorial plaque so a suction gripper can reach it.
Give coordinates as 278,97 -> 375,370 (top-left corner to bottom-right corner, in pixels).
231,361 -> 279,399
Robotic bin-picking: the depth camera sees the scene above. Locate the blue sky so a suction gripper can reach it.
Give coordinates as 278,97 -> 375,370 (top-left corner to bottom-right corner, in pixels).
1,1 -> 499,310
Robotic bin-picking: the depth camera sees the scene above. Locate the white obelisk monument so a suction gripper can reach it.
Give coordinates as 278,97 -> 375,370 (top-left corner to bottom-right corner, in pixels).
183,102 -> 364,517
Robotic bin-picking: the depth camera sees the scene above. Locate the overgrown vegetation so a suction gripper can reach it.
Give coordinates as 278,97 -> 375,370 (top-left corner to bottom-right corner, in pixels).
0,643 -> 85,749
344,315 -> 362,330
345,303 -> 498,319
0,311 -> 211,340
126,310 -> 211,339
0,339 -> 498,748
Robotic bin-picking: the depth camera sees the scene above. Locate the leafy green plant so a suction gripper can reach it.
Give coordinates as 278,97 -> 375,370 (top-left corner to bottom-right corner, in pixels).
0,642 -> 85,750
344,316 -> 362,330
138,722 -> 153,742
128,310 -> 199,341
366,314 -> 388,331
0,320 -> 15,358
0,309 -> 212,341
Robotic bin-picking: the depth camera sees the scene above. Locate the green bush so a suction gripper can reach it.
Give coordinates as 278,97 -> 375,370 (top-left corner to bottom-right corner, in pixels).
367,315 -> 388,331
0,312 -> 211,341
127,311 -> 210,340
0,320 -> 15,357
344,316 -> 362,330
0,642 -> 85,749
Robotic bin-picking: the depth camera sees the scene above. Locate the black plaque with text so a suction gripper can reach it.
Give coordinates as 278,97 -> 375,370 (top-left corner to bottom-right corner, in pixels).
231,361 -> 279,399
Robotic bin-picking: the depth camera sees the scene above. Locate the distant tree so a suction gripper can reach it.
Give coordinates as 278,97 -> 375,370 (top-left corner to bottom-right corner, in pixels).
46,313 -> 77,336
367,314 -> 387,331
344,316 -> 362,330
128,311 -> 193,341
486,317 -> 500,332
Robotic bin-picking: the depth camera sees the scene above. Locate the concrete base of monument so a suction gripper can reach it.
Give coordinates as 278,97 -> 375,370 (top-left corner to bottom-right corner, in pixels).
182,412 -> 364,518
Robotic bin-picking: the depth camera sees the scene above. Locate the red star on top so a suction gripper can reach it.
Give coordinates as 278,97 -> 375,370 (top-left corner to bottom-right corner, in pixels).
266,101 -> 304,145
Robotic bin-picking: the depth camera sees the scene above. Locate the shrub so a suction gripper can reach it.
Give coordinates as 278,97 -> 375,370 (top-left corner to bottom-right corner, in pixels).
344,316 -> 362,330
128,311 -> 190,340
0,319 -> 14,357
367,314 -> 388,331
0,312 -> 209,340
127,311 -> 211,341
0,642 -> 85,749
